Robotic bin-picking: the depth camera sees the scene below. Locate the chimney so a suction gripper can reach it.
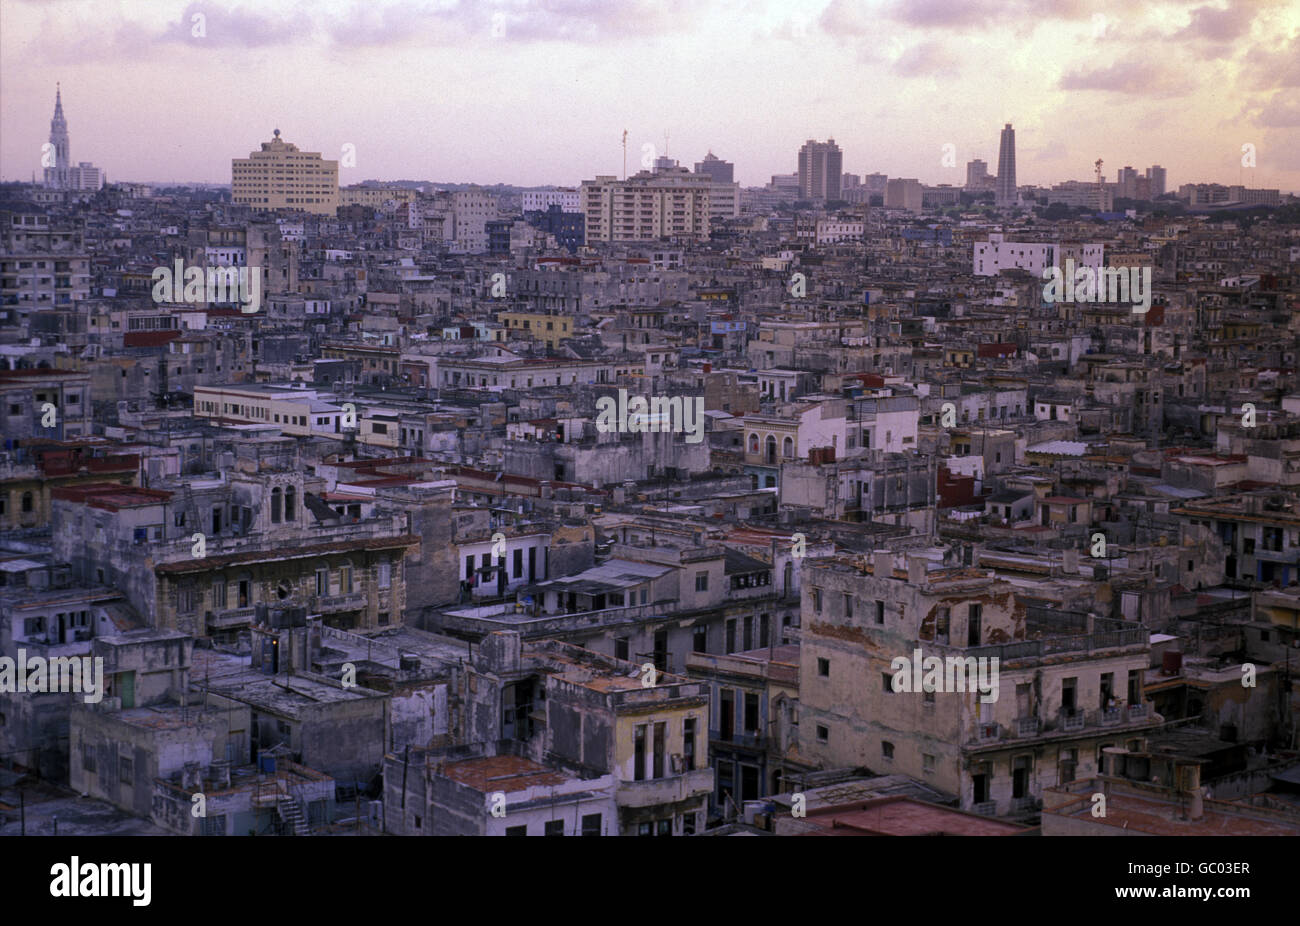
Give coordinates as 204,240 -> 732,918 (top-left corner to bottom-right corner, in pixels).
873,550 -> 893,578
907,556 -> 926,586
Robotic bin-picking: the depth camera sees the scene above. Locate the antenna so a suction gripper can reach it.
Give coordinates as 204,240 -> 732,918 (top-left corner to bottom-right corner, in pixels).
622,130 -> 628,180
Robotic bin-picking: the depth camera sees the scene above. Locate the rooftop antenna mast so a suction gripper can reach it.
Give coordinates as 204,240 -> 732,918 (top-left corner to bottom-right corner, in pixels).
622,130 -> 628,180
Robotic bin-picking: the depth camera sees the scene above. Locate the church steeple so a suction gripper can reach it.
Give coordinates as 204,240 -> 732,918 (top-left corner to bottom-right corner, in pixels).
46,83 -> 71,188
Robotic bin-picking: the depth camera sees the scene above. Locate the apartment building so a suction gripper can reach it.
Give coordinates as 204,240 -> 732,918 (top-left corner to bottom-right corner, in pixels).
231,130 -> 339,215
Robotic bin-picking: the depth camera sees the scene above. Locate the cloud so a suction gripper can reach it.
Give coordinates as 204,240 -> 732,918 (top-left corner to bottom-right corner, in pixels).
156,2 -> 310,48
892,40 -> 959,78
1058,60 -> 1193,97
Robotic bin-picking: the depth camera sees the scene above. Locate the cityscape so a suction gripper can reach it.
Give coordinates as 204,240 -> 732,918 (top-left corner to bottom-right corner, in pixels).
1,0 -> 1299,872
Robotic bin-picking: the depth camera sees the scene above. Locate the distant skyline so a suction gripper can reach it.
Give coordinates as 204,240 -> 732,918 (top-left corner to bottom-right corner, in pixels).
3,0 -> 1299,193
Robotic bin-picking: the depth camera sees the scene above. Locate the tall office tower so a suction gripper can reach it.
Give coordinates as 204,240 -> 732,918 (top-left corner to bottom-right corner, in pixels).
694,151 -> 734,184
995,124 -> 1017,207
1145,165 -> 1166,198
1117,166 -> 1139,200
231,129 -> 339,215
965,159 -> 990,190
43,84 -> 71,189
797,139 -> 844,201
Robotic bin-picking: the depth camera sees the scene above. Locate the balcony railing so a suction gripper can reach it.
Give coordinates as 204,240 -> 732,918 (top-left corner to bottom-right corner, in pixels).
976,722 -> 1001,742
1017,717 -> 1039,737
972,800 -> 998,817
708,730 -> 765,749
315,592 -> 366,612
616,768 -> 713,808
1060,710 -> 1086,732
1010,796 -> 1039,814
1099,707 -> 1124,726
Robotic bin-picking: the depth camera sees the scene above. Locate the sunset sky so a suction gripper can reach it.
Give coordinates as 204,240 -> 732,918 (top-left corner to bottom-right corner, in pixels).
2,0 -> 1298,192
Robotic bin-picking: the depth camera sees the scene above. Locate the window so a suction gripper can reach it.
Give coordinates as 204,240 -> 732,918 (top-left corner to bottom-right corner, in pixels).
843,594 -> 853,618
922,753 -> 935,772
817,658 -> 830,677
544,820 -> 564,836
119,755 -> 133,786
882,672 -> 894,693
881,741 -> 894,761
271,487 -> 282,523
614,637 -> 629,661
695,571 -> 708,592
634,724 -> 647,781
377,560 -> 391,589
816,725 -> 829,743
684,718 -> 697,771
284,486 -> 295,521
21,492 -> 33,513
179,587 -> 197,614
201,814 -> 226,836
967,604 -> 982,646
811,588 -> 822,613
82,745 -> 95,772
340,563 -> 353,594
693,625 -> 707,653
212,577 -> 227,609
725,619 -> 736,652
875,600 -> 885,624
581,814 -> 602,836
505,825 -> 527,836
315,566 -> 329,596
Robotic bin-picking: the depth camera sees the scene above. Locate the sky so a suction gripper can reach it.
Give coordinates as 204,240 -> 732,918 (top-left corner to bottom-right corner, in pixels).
2,0 -> 1299,193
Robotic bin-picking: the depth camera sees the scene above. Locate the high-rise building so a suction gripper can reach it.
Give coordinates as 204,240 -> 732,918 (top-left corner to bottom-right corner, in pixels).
1117,166 -> 1139,200
581,168 -> 712,242
1145,165 -> 1166,198
797,139 -> 843,201
885,178 -> 924,213
965,159 -> 992,192
995,124 -> 1017,207
693,152 -> 734,184
231,129 -> 339,215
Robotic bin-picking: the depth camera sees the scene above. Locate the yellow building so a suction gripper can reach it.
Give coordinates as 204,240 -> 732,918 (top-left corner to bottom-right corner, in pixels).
232,130 -> 339,215
497,311 -> 573,348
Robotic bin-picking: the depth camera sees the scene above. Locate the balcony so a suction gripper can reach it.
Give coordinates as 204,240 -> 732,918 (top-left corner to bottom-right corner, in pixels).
617,768 -> 713,809
1128,703 -> 1150,722
975,722 -> 1001,743
972,800 -> 998,817
1016,717 -> 1039,737
1060,710 -> 1085,732
1010,796 -> 1039,814
206,607 -> 256,629
709,729 -> 765,750
314,592 -> 366,612
1099,707 -> 1124,726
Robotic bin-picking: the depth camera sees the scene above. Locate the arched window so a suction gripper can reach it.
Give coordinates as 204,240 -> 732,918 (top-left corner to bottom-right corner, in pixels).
748,433 -> 759,454
270,487 -> 282,523
782,437 -> 794,459
284,486 -> 295,521
765,435 -> 777,464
